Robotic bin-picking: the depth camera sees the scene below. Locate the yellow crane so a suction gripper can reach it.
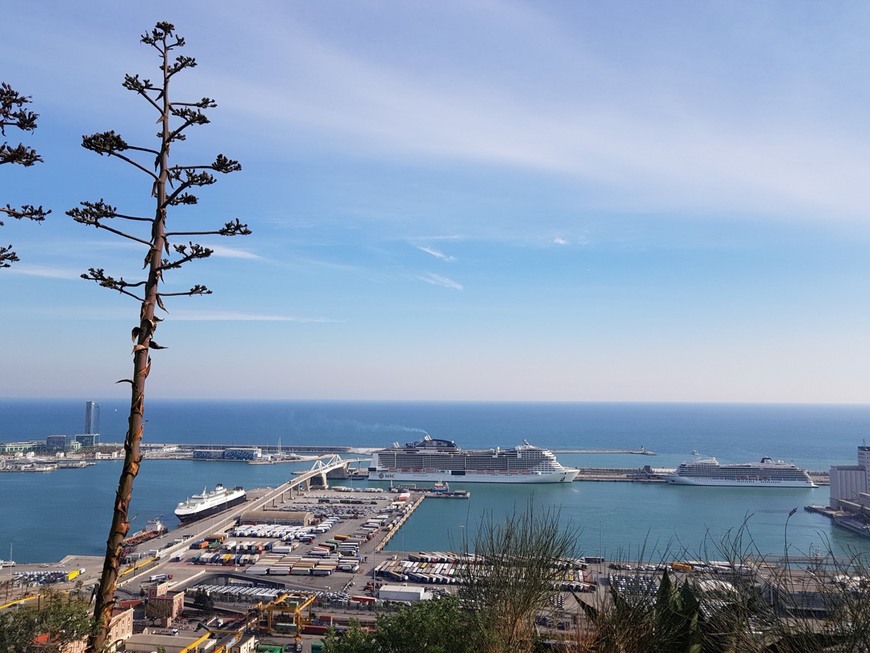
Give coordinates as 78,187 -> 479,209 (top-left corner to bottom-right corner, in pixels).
179,632 -> 213,652
255,591 -> 317,649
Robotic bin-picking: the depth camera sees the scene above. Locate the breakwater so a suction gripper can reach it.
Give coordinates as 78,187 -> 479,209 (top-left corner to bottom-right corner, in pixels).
139,443 -> 656,455
555,448 -> 656,455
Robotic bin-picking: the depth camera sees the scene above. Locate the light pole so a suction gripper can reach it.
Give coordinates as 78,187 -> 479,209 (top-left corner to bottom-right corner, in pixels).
776,507 -> 798,616
784,508 -> 797,559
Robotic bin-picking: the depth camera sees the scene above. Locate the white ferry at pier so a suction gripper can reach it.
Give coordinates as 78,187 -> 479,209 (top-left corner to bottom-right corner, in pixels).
174,484 -> 247,523
368,435 -> 579,484
666,454 -> 816,488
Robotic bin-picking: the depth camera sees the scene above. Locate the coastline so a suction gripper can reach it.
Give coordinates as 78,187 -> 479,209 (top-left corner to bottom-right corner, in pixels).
2,401 -> 868,564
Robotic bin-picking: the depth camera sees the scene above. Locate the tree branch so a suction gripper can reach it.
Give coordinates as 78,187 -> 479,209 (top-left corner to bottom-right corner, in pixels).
82,133 -> 159,179
67,201 -> 153,245
1,204 -> 50,221
166,218 -> 251,238
0,244 -> 19,268
157,242 -> 213,271
1,82 -> 46,268
159,284 -> 211,297
0,142 -> 42,166
80,268 -> 146,301
0,82 -> 39,133
121,74 -> 162,113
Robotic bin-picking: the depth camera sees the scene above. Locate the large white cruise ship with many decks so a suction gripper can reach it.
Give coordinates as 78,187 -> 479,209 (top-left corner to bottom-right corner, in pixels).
368,434 -> 579,484
666,454 -> 816,487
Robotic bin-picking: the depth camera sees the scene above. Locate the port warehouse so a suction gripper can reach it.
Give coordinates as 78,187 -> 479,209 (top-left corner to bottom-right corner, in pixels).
190,582 -> 427,606
192,448 -> 267,461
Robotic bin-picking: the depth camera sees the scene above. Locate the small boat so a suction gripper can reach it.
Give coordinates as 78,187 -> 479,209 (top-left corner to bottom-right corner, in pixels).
19,463 -> 58,472
427,481 -> 470,499
122,518 -> 167,548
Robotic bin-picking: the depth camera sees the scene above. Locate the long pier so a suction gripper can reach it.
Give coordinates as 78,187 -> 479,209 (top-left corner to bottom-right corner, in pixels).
377,494 -> 426,552
555,448 -> 655,455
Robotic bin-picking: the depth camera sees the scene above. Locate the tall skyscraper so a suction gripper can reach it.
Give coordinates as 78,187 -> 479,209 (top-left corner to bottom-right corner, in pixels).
85,400 -> 100,435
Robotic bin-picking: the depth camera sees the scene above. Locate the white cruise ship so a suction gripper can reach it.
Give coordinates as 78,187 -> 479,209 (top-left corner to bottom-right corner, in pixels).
368,435 -> 578,484
666,454 -> 816,488
174,484 -> 247,523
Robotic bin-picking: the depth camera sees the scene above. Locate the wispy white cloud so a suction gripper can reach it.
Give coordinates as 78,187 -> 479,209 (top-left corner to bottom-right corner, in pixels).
553,237 -> 568,246
16,3 -> 870,225
416,245 -> 455,262
206,3 -> 870,224
13,305 -> 339,324
208,244 -> 260,260
9,2 -> 870,225
268,254 -> 366,274
8,265 -> 83,280
417,273 -> 463,291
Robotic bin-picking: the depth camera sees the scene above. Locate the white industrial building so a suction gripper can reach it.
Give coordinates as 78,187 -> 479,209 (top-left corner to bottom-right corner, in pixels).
829,445 -> 870,512
378,584 -> 431,602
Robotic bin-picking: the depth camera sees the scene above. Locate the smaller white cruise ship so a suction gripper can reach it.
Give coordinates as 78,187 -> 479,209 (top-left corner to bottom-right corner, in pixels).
666,454 -> 816,488
174,484 -> 246,523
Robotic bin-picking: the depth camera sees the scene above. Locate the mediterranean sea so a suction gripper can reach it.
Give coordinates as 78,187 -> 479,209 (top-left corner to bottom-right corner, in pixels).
2,399 -> 870,563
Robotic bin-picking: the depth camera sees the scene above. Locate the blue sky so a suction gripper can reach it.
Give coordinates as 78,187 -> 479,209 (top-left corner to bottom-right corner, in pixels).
3,1 -> 870,402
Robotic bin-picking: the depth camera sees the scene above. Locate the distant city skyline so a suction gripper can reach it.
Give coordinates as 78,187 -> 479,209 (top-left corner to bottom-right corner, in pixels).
4,2 -> 870,403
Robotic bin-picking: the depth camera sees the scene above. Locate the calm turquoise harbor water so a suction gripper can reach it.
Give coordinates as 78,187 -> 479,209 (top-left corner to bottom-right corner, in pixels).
2,400 -> 869,563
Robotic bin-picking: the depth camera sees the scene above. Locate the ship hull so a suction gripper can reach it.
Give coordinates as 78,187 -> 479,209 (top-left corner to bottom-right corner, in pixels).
833,516 -> 870,537
175,492 -> 246,523
122,519 -> 167,547
666,476 -> 815,488
369,469 -> 578,484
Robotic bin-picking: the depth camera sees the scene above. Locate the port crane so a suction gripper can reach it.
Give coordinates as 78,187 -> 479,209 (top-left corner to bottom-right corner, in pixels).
254,591 -> 317,650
